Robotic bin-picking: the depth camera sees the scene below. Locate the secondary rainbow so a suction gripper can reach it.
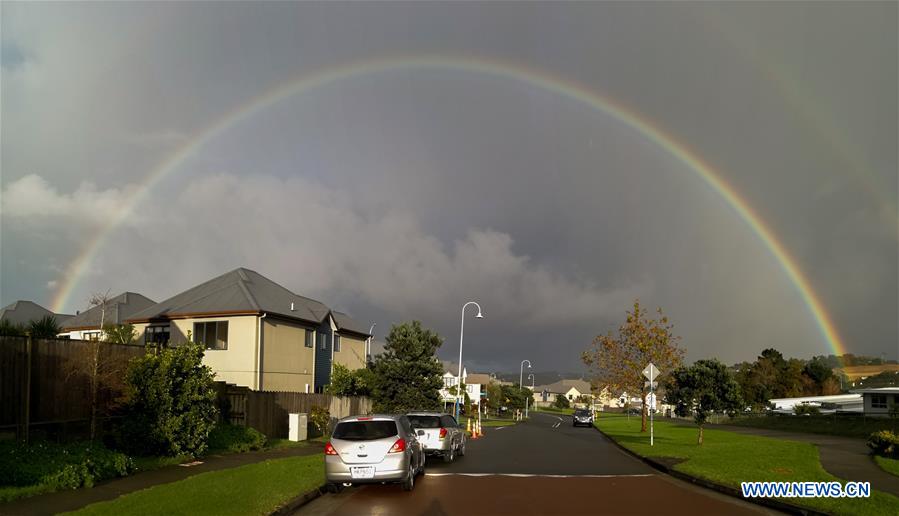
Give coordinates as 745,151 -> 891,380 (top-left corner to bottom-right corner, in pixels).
50,54 -> 848,356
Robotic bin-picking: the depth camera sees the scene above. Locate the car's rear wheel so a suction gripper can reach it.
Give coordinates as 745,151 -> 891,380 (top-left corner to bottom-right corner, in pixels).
326,482 -> 344,494
458,439 -> 466,457
402,463 -> 415,491
443,445 -> 455,463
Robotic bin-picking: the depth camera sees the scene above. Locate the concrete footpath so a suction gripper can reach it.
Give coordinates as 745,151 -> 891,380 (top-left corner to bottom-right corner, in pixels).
0,444 -> 323,516
709,424 -> 899,498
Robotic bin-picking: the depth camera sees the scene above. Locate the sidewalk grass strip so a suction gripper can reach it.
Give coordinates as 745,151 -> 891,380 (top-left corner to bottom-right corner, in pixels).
874,456 -> 899,478
65,454 -> 324,516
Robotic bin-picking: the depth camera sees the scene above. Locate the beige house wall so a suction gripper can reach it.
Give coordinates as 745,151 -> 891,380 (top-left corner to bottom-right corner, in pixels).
132,316 -> 260,389
260,318 -> 315,392
334,333 -> 366,371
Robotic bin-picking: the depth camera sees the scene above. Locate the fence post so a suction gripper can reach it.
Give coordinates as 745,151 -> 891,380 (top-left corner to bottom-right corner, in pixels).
22,333 -> 33,444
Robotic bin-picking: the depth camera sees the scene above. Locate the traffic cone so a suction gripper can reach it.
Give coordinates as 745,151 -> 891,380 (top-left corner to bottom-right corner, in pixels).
477,419 -> 482,437
472,419 -> 479,439
466,417 -> 472,435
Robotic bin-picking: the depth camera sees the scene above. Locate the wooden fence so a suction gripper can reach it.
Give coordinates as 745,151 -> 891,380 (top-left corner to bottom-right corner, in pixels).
0,335 -> 146,441
217,383 -> 372,438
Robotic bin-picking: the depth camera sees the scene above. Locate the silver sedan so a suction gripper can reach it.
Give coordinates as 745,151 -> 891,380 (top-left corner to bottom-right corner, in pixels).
325,414 -> 426,492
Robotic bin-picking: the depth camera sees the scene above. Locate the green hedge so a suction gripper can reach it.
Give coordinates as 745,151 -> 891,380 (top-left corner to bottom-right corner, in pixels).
0,440 -> 133,502
867,430 -> 899,459
207,425 -> 267,454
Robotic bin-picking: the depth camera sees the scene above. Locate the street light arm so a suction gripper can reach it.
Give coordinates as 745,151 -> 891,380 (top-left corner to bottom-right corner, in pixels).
456,301 -> 483,418
520,359 -> 532,389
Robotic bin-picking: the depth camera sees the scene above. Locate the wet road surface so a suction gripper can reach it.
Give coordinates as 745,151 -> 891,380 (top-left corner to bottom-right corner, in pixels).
298,412 -> 775,515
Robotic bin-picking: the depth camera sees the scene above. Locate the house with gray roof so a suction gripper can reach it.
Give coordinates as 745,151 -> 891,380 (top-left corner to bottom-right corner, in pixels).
125,267 -> 371,392
59,292 -> 156,340
0,300 -> 73,328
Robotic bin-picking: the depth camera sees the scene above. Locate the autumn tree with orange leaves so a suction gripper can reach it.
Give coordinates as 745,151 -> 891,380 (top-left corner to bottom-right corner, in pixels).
582,300 -> 685,432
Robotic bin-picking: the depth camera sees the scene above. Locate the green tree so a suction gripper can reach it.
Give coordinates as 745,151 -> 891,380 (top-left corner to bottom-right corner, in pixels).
0,319 -> 26,336
29,315 -> 62,338
553,394 -> 571,409
371,321 -> 444,412
103,323 -> 138,345
665,359 -> 743,445
326,363 -> 375,397
119,338 -> 218,456
485,381 -> 503,415
501,384 -> 530,410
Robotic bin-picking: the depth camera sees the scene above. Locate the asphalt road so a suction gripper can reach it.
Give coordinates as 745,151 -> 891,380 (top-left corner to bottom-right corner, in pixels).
298,412 -> 776,515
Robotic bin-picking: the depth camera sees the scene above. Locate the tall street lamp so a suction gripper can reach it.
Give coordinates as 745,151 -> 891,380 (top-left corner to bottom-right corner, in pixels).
519,359 -> 531,389
526,373 -> 535,418
366,323 -> 376,364
456,301 -> 483,419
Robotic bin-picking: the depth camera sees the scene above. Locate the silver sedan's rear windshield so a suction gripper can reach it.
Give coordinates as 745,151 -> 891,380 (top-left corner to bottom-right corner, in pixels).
333,421 -> 398,440
407,415 -> 441,428
574,410 -> 590,416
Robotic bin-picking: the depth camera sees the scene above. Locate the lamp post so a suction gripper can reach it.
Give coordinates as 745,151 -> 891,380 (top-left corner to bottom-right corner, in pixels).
456,301 -> 483,419
519,359 -> 531,389
526,373 -> 534,419
366,323 -> 376,364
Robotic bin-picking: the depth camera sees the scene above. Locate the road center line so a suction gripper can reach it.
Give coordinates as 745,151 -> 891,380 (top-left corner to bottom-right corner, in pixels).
425,473 -> 656,478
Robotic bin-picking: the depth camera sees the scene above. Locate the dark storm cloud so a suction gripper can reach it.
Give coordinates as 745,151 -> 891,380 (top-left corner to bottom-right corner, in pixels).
2,2 -> 896,371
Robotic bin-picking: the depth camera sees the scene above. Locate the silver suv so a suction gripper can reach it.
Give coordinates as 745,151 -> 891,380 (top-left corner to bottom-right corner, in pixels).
325,414 -> 426,492
572,408 -> 594,427
407,412 -> 467,463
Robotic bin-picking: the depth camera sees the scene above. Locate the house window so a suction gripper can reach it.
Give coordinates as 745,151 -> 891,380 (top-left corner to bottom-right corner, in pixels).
194,321 -> 228,350
83,331 -> 101,342
871,395 -> 888,409
145,325 -> 170,346
319,333 -> 328,351
304,330 -> 313,348
333,334 -> 341,352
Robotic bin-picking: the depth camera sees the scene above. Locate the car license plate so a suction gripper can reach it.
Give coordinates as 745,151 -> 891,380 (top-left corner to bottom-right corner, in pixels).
351,466 -> 375,479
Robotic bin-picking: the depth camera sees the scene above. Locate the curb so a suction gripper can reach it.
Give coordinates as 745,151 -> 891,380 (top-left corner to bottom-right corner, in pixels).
591,423 -> 824,516
270,485 -> 326,516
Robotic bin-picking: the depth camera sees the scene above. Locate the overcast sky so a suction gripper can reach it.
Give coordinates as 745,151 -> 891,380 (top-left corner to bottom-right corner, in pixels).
2,2 -> 896,372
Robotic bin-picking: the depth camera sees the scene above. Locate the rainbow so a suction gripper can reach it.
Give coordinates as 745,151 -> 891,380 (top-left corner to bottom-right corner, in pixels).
50,54 -> 847,355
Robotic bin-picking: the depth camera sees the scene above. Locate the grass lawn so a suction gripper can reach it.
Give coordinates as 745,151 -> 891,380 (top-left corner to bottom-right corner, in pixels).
726,415 -> 897,439
874,456 -> 899,478
533,406 -> 574,415
65,454 -> 324,516
596,414 -> 899,516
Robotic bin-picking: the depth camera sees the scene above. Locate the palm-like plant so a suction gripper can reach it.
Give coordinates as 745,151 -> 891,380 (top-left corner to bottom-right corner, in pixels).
29,315 -> 62,338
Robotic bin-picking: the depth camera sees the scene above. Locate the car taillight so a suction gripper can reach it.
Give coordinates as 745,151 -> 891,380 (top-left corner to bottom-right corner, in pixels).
388,438 -> 406,453
324,442 -> 337,455
439,427 -> 447,440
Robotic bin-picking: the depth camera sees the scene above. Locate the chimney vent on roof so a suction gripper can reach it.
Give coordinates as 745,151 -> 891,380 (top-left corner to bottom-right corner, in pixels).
290,302 -> 295,311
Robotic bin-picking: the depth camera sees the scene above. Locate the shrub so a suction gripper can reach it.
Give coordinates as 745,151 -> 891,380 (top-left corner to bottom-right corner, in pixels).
310,405 -> 330,436
117,340 -> 218,457
207,424 -> 267,453
867,430 -> 899,459
0,440 -> 133,497
553,394 -> 571,409
794,404 -> 821,416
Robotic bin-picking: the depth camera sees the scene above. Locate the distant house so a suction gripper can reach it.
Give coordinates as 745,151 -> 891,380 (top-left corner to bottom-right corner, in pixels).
534,379 -> 594,407
0,300 -> 73,328
852,388 -> 899,417
439,369 -> 493,410
125,268 -> 371,393
58,292 -> 156,340
768,394 -> 863,414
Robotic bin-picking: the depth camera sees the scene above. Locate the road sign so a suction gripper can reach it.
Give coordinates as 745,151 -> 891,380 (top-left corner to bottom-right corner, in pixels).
646,392 -> 657,408
642,362 -> 659,382
644,381 -> 657,389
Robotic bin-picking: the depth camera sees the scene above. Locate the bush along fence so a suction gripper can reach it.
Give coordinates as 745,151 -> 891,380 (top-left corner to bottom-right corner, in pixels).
216,383 -> 371,438
0,335 -> 146,443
